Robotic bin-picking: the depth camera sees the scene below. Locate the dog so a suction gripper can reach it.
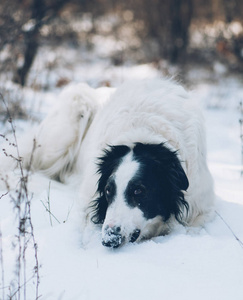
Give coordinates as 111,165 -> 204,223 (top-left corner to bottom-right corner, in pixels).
0,78 -> 214,248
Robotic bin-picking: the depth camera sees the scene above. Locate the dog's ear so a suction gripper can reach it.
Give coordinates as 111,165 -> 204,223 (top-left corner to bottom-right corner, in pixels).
96,145 -> 130,192
167,158 -> 189,223
90,195 -> 107,224
90,145 -> 130,224
169,160 -> 189,192
133,143 -> 189,223
134,142 -> 188,189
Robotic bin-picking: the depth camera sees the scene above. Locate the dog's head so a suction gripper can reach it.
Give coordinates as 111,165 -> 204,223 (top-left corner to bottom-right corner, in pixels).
91,143 -> 189,248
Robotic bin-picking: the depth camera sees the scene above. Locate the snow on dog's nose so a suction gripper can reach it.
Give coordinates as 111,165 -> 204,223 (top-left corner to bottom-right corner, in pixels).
102,225 -> 124,248
102,224 -> 141,248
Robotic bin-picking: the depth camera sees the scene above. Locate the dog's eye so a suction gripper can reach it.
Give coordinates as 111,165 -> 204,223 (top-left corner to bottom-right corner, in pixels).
105,186 -> 111,196
134,188 -> 142,195
105,184 -> 114,199
104,180 -> 116,203
133,185 -> 146,197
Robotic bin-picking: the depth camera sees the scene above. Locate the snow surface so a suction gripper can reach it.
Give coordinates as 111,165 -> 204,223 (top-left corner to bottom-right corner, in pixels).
0,62 -> 243,300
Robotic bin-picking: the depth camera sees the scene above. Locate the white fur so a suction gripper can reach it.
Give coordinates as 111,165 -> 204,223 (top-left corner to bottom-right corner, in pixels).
78,79 -> 214,229
0,78 -> 215,240
101,153 -> 143,243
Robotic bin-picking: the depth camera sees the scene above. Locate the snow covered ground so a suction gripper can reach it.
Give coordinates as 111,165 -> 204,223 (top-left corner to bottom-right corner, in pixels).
0,58 -> 243,300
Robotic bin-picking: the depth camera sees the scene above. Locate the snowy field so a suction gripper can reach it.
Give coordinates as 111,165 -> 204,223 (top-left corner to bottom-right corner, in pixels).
0,53 -> 243,300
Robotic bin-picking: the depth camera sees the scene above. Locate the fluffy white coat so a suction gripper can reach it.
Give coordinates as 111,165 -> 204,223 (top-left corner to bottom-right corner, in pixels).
0,78 -> 214,234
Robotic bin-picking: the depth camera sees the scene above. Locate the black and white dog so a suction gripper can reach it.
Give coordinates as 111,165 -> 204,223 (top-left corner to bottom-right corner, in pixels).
0,78 -> 214,248
91,143 -> 190,247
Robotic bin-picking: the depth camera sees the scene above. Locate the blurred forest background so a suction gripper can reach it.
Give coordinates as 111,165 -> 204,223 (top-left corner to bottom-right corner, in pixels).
0,0 -> 243,103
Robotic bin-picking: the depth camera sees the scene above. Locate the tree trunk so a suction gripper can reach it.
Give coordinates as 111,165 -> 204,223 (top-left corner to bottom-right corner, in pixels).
169,0 -> 193,63
13,0 -> 69,86
13,0 -> 45,86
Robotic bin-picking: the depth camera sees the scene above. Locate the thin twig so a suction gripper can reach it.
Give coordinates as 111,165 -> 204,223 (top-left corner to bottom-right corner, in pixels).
0,192 -> 8,199
40,200 -> 61,225
8,276 -> 34,299
215,210 -> 243,250
1,93 -> 40,299
63,204 -> 73,223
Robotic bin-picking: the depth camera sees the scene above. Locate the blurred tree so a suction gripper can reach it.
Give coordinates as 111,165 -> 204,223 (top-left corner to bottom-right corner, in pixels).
13,0 -> 71,86
129,0 -> 193,63
0,1 -> 29,75
169,0 -> 193,63
0,0 -> 243,87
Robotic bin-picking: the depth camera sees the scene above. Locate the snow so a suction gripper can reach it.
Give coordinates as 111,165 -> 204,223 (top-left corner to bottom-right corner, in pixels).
1,57 -> 243,300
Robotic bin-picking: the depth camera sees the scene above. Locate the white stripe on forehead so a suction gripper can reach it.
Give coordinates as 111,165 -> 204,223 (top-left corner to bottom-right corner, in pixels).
103,151 -> 144,234
114,151 -> 140,194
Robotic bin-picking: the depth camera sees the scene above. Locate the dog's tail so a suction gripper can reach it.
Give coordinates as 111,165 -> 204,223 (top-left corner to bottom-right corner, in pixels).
0,83 -> 98,190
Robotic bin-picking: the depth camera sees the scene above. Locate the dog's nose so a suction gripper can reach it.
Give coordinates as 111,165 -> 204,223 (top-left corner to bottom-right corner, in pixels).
102,225 -> 124,248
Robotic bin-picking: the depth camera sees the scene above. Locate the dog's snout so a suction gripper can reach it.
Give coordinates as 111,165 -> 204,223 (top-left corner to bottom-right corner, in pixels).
102,225 -> 124,248
104,225 -> 121,234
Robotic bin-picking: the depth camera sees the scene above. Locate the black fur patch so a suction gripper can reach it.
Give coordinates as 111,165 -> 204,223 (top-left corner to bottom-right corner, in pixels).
132,143 -> 189,223
90,143 -> 189,225
90,145 -> 130,224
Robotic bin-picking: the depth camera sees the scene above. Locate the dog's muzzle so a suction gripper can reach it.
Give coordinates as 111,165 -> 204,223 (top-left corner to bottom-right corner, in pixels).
102,226 -> 141,248
102,225 -> 124,248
